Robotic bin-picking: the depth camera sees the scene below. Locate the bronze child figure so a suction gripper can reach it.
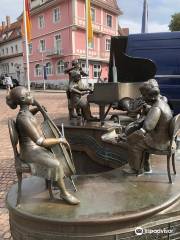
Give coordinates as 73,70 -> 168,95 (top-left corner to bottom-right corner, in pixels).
6,86 -> 80,205
64,60 -> 88,119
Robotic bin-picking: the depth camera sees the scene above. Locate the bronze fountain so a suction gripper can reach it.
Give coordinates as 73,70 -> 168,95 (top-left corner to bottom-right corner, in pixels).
6,36 -> 180,240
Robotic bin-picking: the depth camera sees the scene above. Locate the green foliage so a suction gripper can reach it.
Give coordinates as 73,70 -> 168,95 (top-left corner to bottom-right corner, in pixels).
169,13 -> 180,31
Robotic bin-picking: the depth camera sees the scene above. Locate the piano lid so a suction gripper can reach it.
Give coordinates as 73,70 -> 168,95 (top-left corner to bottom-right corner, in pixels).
108,36 -> 157,83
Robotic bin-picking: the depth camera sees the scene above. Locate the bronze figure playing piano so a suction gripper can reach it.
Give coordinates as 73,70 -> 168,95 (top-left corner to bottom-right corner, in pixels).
6,86 -> 80,205
121,81 -> 173,174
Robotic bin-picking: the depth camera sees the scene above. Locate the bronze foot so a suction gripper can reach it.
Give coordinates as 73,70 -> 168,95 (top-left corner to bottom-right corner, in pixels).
61,192 -> 80,205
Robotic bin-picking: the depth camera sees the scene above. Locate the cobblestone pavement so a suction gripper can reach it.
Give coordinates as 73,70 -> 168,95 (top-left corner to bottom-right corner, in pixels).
0,90 -> 71,240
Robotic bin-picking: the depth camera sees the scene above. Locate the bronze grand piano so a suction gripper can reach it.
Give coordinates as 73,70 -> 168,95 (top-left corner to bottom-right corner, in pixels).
87,36 -> 157,125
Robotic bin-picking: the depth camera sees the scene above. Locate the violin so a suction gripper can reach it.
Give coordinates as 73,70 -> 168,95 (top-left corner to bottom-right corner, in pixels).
34,100 -> 76,178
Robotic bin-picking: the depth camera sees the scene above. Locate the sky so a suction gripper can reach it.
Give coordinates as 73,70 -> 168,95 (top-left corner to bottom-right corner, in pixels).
118,0 -> 180,33
0,0 -> 180,33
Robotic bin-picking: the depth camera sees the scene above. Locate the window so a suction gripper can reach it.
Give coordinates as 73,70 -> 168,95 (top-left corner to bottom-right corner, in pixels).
105,39 -> 111,51
88,39 -> 94,49
2,63 -> 9,73
91,8 -> 95,22
93,64 -> 101,78
38,15 -> 45,29
39,39 -> 46,52
29,43 -> 32,54
107,14 -> 112,27
57,60 -> 64,74
81,63 -> 86,72
81,62 -> 88,77
15,45 -> 18,53
53,8 -> 60,23
46,62 -> 53,75
54,34 -> 61,54
35,64 -> 42,76
6,48 -> 8,54
2,49 -> 4,55
11,46 -> 14,54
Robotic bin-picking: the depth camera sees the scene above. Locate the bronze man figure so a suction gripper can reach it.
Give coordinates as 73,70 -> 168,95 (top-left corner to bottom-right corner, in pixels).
6,86 -> 80,205
122,81 -> 173,174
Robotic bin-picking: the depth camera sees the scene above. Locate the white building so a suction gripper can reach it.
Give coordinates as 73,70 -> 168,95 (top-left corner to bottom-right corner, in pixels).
0,16 -> 24,85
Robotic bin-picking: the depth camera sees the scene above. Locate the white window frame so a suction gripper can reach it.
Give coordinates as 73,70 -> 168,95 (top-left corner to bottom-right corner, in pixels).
2,63 -> 9,74
88,39 -> 94,49
93,64 -> 101,78
15,45 -> 18,53
91,7 -> 96,23
53,7 -> 60,23
35,64 -> 42,76
38,15 -> 45,29
107,14 -> 112,28
57,60 -> 64,74
105,38 -> 111,51
6,48 -> 8,54
28,43 -> 33,55
81,62 -> 88,78
39,39 -> 46,52
46,62 -> 53,75
54,34 -> 62,54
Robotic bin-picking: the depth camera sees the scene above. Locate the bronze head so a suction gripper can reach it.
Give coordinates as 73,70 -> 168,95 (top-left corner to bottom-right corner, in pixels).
6,86 -> 34,109
140,81 -> 160,105
71,70 -> 81,82
72,59 -> 79,67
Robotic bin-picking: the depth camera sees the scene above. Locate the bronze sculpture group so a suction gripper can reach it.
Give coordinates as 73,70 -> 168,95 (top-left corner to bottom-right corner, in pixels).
6,62 -> 175,205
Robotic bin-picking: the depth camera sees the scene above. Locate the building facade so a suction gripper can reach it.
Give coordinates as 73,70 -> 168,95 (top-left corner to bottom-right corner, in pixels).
25,0 -> 122,87
0,17 -> 24,85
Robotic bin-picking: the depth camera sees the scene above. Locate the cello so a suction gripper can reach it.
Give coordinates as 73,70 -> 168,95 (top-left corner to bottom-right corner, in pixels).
34,100 -> 77,190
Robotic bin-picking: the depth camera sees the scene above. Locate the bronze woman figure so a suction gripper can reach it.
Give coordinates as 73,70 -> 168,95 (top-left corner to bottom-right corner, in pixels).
6,86 -> 80,205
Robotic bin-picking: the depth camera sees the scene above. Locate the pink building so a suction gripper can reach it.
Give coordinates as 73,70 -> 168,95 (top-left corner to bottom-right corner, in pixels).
24,0 -> 122,87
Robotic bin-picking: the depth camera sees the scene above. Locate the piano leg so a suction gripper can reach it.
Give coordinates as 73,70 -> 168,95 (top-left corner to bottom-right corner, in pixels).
104,104 -> 112,120
99,105 -> 105,126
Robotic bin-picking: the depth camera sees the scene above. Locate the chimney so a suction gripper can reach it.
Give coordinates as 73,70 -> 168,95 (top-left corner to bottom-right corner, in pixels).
2,21 -> 5,31
6,16 -> 10,28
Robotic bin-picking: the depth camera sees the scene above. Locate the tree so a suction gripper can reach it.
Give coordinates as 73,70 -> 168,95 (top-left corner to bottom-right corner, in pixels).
169,13 -> 180,31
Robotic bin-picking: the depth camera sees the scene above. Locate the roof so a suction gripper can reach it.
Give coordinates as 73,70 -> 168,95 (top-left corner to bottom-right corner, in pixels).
0,21 -> 22,44
118,26 -> 129,36
28,0 -> 122,16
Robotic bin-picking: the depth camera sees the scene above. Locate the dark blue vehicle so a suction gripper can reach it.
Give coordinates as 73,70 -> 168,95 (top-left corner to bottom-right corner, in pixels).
126,32 -> 180,114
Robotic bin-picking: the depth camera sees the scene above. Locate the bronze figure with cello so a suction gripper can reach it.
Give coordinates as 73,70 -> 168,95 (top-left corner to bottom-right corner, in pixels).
6,86 -> 80,205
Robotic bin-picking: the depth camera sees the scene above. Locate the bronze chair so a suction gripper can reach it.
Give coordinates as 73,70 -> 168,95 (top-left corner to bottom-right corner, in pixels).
8,119 -> 53,206
142,114 -> 180,183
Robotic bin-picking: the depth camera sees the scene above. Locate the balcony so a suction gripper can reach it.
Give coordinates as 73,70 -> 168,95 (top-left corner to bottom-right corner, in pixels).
46,48 -> 64,58
0,52 -> 23,61
74,17 -> 117,36
100,51 -> 110,60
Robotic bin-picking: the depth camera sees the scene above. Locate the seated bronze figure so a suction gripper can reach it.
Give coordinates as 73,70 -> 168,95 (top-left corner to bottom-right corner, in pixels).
121,80 -> 173,174
6,86 -> 80,205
